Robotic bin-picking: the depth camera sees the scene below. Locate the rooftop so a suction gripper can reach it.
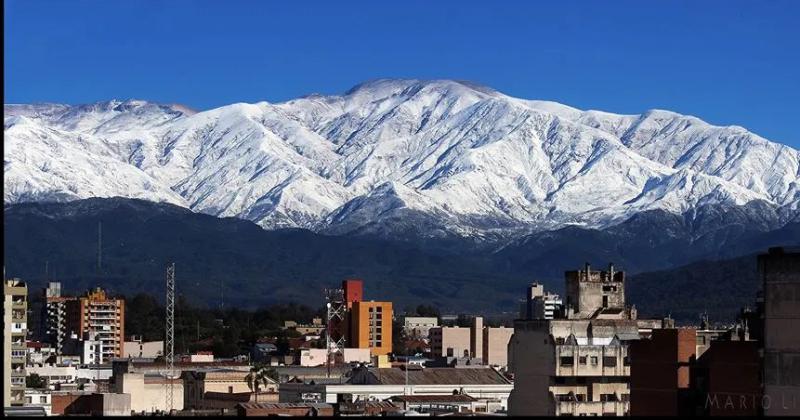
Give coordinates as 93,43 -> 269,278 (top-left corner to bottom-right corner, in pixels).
347,367 -> 511,386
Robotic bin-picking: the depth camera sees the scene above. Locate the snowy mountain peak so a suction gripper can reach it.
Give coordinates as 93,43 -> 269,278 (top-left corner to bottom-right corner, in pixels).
4,79 -> 799,239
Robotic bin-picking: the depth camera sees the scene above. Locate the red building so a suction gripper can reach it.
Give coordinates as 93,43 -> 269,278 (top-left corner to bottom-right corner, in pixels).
630,328 -> 696,416
343,279 -> 363,309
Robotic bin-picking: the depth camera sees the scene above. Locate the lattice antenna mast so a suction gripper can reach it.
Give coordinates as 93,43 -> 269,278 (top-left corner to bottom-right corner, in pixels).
164,263 -> 176,413
325,288 -> 346,378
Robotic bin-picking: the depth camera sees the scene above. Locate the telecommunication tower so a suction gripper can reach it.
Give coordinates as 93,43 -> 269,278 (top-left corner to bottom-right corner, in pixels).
164,263 -> 176,413
324,288 -> 346,377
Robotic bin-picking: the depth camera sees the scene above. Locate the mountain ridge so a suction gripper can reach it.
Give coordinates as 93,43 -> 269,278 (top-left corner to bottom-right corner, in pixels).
5,79 -> 799,240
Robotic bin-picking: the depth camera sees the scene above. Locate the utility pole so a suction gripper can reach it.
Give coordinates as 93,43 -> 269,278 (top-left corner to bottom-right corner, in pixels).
164,263 -> 176,413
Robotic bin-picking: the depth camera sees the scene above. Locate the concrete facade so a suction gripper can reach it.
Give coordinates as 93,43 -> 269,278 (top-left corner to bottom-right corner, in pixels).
760,247 -> 800,416
430,326 -> 471,358
629,328 -> 697,416
123,336 -> 163,358
402,316 -> 438,339
508,264 -> 661,416
182,369 -> 277,409
4,279 -> 28,406
116,372 -> 184,413
482,327 -> 514,368
430,318 -> 514,368
565,263 -> 625,318
65,288 -> 125,359
350,301 -> 393,356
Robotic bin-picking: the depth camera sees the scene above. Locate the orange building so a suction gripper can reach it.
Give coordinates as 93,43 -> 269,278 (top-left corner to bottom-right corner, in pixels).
66,288 -> 125,359
350,301 -> 392,356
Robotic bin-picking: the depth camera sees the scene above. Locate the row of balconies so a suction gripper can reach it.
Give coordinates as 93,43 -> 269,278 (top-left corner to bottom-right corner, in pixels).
554,399 -> 629,416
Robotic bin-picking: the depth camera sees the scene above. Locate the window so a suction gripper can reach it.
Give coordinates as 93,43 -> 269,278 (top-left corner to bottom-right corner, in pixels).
623,356 -> 630,366
602,296 -> 609,308
600,393 -> 617,402
591,356 -> 598,365
603,356 -> 617,367
228,386 -> 233,393
579,356 -> 587,365
40,396 -> 47,403
560,356 -> 574,366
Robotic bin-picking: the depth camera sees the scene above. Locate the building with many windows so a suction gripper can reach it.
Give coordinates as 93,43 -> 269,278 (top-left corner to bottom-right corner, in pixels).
65,288 -> 125,360
4,278 -> 28,406
508,264 -> 668,416
350,301 -> 393,356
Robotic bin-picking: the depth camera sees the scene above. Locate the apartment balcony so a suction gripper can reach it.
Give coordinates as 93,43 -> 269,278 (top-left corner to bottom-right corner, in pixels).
554,399 -> 629,416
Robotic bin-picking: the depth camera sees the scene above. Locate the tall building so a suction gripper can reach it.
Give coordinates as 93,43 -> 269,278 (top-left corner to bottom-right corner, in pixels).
65,288 -> 125,360
521,283 -> 563,320
42,282 -> 75,355
350,301 -> 392,356
508,263 -> 665,416
4,278 -> 28,406
342,279 -> 363,310
760,247 -> 800,416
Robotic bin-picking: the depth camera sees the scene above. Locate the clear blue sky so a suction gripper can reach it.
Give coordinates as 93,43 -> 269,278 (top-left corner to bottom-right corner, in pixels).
4,0 -> 799,147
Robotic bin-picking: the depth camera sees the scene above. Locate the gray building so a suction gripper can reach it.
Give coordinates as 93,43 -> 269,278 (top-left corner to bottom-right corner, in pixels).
760,247 -> 800,416
508,263 -> 665,416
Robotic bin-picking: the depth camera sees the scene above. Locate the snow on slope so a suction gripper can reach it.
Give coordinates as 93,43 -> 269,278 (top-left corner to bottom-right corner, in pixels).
4,80 -> 799,237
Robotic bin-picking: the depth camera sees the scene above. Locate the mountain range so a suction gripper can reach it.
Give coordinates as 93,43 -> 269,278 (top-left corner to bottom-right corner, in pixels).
5,79 -> 799,320
5,79 -> 799,241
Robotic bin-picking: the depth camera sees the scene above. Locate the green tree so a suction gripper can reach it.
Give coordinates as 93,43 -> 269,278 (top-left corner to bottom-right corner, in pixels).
245,365 -> 272,403
26,373 -> 45,388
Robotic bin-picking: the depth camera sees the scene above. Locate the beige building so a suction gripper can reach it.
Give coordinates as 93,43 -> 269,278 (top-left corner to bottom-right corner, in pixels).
402,316 -> 439,339
182,369 -> 277,409
483,327 -> 514,368
430,317 -> 513,368
430,326 -> 472,359
508,263 -> 667,416
115,372 -> 184,413
123,336 -> 163,358
4,278 -> 28,406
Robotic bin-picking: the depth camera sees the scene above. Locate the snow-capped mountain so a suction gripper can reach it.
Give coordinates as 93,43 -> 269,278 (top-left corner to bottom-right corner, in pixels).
5,79 -> 799,239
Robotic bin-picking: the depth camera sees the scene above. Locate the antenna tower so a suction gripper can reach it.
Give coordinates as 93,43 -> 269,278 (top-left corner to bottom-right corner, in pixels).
324,288 -> 346,377
164,263 -> 176,413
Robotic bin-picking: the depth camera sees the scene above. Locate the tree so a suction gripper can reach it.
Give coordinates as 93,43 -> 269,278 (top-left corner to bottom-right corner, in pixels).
26,373 -> 45,389
245,365 -> 272,403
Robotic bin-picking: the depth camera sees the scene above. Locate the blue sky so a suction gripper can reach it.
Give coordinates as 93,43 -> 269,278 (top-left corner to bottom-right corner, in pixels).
4,0 -> 799,147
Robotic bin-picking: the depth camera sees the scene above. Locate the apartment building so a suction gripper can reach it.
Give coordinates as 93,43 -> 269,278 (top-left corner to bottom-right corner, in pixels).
65,288 -> 125,360
508,263 -> 667,416
429,317 -> 514,368
4,279 -> 28,406
42,282 -> 75,355
350,301 -> 393,356
402,316 -> 439,339
520,283 -> 563,320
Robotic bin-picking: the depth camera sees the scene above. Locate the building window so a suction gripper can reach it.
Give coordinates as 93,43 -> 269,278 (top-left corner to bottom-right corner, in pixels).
579,356 -> 587,365
229,386 -> 233,393
603,356 -> 617,367
591,356 -> 598,365
560,356 -> 574,366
